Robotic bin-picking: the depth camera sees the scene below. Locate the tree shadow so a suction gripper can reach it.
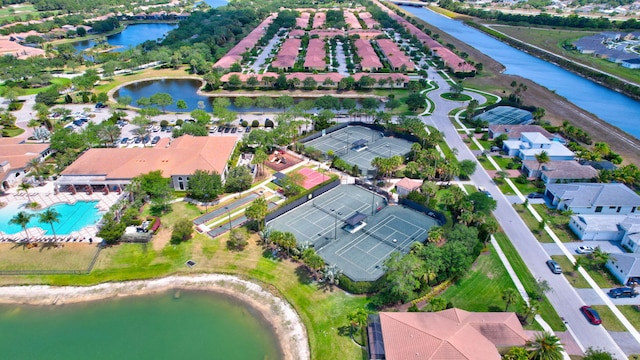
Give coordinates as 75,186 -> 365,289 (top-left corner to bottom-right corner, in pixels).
337,325 -> 351,337
488,305 -> 503,313
294,265 -> 313,285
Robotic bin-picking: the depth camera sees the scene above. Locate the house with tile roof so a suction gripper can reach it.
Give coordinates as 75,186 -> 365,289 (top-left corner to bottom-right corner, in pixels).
395,177 -> 422,196
521,160 -> 597,184
545,183 -> 640,215
0,138 -> 52,192
367,309 -> 528,360
57,135 -> 237,193
354,39 -> 382,71
502,132 -> 574,161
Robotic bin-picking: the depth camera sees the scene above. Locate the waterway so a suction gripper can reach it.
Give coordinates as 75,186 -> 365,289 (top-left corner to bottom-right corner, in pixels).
401,6 -> 640,140
0,290 -> 281,360
72,23 -> 177,53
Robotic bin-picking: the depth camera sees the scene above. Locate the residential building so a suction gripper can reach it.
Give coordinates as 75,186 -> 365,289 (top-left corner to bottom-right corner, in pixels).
296,12 -> 310,29
606,253 -> 640,285
376,39 -> 414,71
304,38 -> 326,70
344,11 -> 362,29
213,15 -> 275,69
312,12 -> 326,28
521,160 -> 597,183
569,214 -> 630,241
0,138 -> 52,192
57,135 -> 237,193
367,309 -> 528,360
502,132 -> 574,161
358,12 -> 379,29
488,124 -> 553,140
347,29 -> 383,39
354,39 -> 382,71
545,183 -> 640,214
272,38 -> 301,70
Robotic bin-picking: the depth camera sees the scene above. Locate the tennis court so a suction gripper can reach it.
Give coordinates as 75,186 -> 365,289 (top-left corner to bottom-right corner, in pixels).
303,126 -> 414,175
267,185 -> 437,281
296,168 -> 326,190
472,106 -> 533,125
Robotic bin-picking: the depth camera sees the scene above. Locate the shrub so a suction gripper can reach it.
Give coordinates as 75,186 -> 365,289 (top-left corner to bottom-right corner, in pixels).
265,119 -> 274,128
171,218 -> 193,244
252,120 -> 260,127
240,120 -> 248,127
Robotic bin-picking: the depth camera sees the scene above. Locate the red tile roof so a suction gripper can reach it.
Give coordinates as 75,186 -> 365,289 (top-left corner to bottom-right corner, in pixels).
309,29 -> 343,39
296,12 -> 310,28
344,11 -> 362,29
288,29 -> 305,38
61,135 -> 237,180
213,14 -> 276,69
433,47 -> 476,73
347,29 -> 382,39
272,38 -> 301,69
312,12 -> 325,28
358,12 -> 379,29
286,72 -> 342,83
304,38 -> 326,70
378,309 -> 528,360
395,177 -> 422,191
354,39 -> 382,70
376,38 -> 414,70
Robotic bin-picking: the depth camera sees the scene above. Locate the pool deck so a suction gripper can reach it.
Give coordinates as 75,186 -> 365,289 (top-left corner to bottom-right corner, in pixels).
0,181 -> 122,242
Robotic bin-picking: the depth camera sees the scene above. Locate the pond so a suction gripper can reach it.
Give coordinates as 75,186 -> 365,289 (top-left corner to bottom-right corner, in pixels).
114,78 -> 381,113
72,23 -> 177,53
0,290 -> 282,360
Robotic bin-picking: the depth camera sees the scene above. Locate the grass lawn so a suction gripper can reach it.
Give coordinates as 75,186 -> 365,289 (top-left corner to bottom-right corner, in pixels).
496,181 -> 516,195
491,155 -> 516,169
0,201 -> 368,360
551,255 -> 590,288
531,204 -> 578,243
618,306 -> 640,332
441,245 -> 526,314
513,204 -> 554,243
591,305 -> 626,331
477,156 -> 497,171
510,179 -> 544,195
463,184 -> 477,194
3,128 -> 25,137
440,92 -> 472,101
494,233 -> 566,331
0,243 -> 98,272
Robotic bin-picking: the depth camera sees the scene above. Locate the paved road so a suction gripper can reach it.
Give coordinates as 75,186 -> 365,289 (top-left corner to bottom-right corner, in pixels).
422,67 -> 628,359
251,31 -> 282,73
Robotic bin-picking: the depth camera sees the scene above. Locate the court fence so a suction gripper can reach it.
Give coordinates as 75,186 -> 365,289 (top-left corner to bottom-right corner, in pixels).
265,179 -> 341,223
399,198 -> 447,226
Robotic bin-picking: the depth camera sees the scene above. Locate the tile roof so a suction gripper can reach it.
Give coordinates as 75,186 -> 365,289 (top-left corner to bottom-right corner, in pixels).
489,124 -> 553,139
376,38 -> 414,70
309,29 -> 343,38
347,29 -> 383,39
378,309 -> 527,360
61,135 -> 237,180
0,138 -> 50,181
358,12 -> 379,29
523,160 -> 597,180
344,11 -> 362,29
395,177 -> 422,191
272,38 -> 301,69
304,38 -> 326,69
354,39 -> 382,70
296,12 -> 310,28
312,12 -> 326,28
213,14 -> 276,69
546,183 -> 640,208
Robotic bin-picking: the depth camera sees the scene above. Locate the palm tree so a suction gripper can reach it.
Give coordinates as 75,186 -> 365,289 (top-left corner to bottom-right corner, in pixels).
18,182 -> 34,203
98,124 -> 121,147
535,150 -> 550,175
38,208 -> 60,241
27,157 -> 44,182
528,331 -> 564,360
502,288 -> 518,312
10,211 -> 34,242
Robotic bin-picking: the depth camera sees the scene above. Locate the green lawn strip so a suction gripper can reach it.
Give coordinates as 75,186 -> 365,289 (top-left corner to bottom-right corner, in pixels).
531,204 -> 577,243
3,128 -> 25,137
10,77 -> 73,96
441,245 -> 525,313
491,155 -> 515,169
440,92 -> 471,101
510,180 -> 544,195
494,233 -> 566,331
513,204 -> 554,243
591,305 -> 626,332
463,184 -> 477,194
468,141 -> 480,151
477,156 -> 497,171
496,181 -> 516,195
465,88 -> 500,106
617,306 -> 640,332
582,261 -> 619,289
551,255 -> 590,288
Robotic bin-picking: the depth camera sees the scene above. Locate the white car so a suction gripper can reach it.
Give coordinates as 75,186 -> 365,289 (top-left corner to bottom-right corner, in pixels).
576,246 -> 595,254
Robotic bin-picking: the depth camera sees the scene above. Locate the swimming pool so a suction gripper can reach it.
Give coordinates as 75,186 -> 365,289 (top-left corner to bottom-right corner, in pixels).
0,201 -> 103,235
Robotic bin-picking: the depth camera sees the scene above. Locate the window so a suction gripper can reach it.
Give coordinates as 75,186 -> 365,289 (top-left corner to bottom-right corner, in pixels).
617,207 -> 621,213
178,177 -> 183,181
595,206 -> 603,213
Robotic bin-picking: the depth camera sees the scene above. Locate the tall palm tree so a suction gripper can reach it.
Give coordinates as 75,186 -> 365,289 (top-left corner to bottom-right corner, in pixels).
528,331 -> 564,360
535,150 -> 550,176
502,288 -> 518,312
98,124 -> 121,147
18,182 -> 34,203
10,211 -> 33,242
38,208 -> 60,241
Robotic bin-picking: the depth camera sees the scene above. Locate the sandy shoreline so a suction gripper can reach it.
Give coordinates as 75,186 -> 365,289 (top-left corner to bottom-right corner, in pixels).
0,274 -> 310,360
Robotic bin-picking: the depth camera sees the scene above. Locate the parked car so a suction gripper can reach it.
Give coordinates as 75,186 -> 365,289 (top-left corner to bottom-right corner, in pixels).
224,127 -> 231,133
95,102 -> 107,109
151,136 -> 160,145
245,126 -> 251,133
528,192 -> 544,199
218,126 -> 224,133
546,260 -> 562,274
209,126 -> 217,133
481,190 -> 492,198
231,127 -> 237,133
580,306 -> 602,325
608,287 -> 639,298
576,246 -> 595,254
120,137 -> 129,145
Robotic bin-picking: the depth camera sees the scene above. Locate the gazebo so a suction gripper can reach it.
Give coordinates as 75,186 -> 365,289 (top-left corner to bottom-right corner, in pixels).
344,212 -> 368,234
351,139 -> 368,152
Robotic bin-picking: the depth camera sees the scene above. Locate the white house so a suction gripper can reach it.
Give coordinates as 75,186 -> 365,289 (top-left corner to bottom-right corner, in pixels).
502,132 -> 574,161
568,214 -> 639,241
545,183 -> 640,215
606,253 -> 640,285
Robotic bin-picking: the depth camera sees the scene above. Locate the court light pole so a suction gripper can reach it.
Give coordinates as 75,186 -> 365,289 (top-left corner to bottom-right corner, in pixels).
386,144 -> 391,158
346,131 -> 351,154
331,208 -> 337,240
225,206 -> 232,233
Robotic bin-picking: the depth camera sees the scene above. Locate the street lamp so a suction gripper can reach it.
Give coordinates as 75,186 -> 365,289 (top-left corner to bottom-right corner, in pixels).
204,193 -> 209,213
225,206 -> 232,233
331,208 -> 337,240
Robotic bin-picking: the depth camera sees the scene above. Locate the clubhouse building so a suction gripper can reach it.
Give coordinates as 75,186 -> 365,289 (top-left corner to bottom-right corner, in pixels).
56,135 -> 238,194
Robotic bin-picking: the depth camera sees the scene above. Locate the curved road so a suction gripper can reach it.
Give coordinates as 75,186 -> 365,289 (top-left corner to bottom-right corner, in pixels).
422,66 -> 629,359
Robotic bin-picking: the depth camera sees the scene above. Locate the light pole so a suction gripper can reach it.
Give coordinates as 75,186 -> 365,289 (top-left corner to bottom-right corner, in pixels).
331,208 -> 337,240
225,206 -> 232,233
346,131 -> 351,155
204,193 -> 209,213
386,144 -> 391,158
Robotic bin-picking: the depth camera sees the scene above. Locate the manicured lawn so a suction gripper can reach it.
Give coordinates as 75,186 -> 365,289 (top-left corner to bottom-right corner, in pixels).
491,155 -> 516,169
440,92 -> 471,101
441,245 -> 524,314
3,128 -> 25,137
591,305 -> 626,331
512,204 -> 554,243
477,156 -> 497,170
618,306 -> 640,332
494,233 -> 566,331
532,204 -> 578,243
0,243 -> 98,272
551,255 -> 590,288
